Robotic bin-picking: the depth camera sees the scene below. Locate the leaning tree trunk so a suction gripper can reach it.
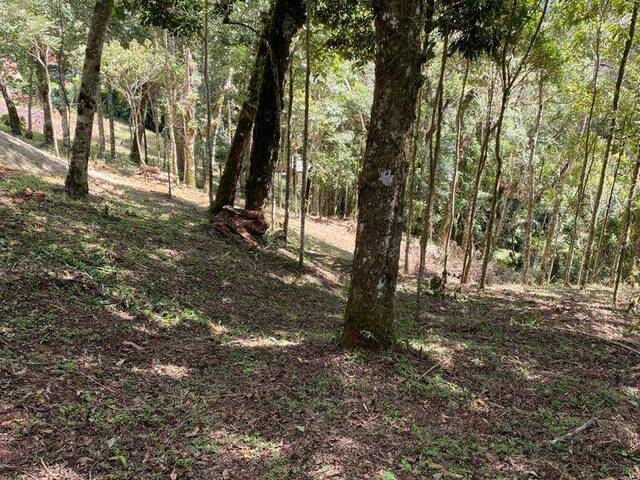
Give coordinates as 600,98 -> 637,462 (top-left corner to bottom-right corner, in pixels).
580,0 -> 637,288
613,145 -> 640,303
37,48 -> 59,157
65,0 -> 114,196
343,0 -> 425,349
244,0 -> 307,211
0,76 -> 22,136
211,32 -> 268,214
522,77 -> 545,285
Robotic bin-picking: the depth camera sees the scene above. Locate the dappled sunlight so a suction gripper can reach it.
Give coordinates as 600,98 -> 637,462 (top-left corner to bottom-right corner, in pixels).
132,362 -> 191,380
226,336 -> 301,349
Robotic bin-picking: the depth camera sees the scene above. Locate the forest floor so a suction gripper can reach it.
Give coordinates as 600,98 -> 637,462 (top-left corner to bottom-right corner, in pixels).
1,130 -> 640,480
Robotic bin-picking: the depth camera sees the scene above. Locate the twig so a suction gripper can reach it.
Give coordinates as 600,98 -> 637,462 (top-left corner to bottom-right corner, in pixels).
77,369 -> 117,394
546,418 -> 597,446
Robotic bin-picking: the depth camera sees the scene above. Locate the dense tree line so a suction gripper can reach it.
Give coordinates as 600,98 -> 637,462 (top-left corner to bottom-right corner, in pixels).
2,0 -> 640,349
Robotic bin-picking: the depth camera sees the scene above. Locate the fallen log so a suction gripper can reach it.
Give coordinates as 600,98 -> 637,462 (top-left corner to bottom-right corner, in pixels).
210,206 -> 268,250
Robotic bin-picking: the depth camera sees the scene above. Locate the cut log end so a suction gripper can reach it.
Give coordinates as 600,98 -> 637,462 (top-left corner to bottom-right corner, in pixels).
209,206 -> 268,250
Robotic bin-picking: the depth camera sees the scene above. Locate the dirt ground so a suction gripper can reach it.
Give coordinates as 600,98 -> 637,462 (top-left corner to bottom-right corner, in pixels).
1,131 -> 639,479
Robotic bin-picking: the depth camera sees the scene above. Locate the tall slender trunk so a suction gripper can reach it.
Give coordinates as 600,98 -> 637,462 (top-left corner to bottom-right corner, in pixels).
37,47 -> 59,156
108,87 -> 116,159
591,144 -> 623,281
245,0 -> 307,211
580,0 -> 637,288
298,0 -> 311,266
403,88 -> 423,274
442,59 -> 470,284
416,33 -> 448,312
203,0 -> 214,201
0,76 -> 22,136
182,46 -> 196,188
613,145 -> 640,303
65,0 -> 114,196
461,75 -> 496,284
283,60 -> 295,241
26,72 -> 33,139
537,160 -> 571,284
343,0 -> 426,349
522,77 -> 545,285
57,100 -> 71,149
97,85 -> 106,160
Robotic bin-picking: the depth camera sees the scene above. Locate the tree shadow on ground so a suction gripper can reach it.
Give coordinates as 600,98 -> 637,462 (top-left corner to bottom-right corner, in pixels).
1,171 -> 639,479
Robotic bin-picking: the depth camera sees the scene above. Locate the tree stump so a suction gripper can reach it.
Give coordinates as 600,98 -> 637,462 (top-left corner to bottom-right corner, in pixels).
210,206 -> 268,250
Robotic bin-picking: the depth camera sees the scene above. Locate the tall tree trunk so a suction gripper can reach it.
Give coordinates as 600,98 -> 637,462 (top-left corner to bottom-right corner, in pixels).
343,0 -> 425,349
403,88 -> 423,274
97,85 -> 106,160
182,46 -> 196,188
479,74 -> 509,289
461,75 -> 496,284
65,0 -> 114,195
283,59 -> 295,241
57,100 -> 71,149
522,77 -> 545,285
613,145 -> 640,303
579,0 -> 637,288
591,144 -> 623,281
0,76 -> 22,136
442,59 -> 470,284
416,33 -> 448,311
298,0 -> 311,266
108,87 -> 116,159
211,30 -> 268,213
244,0 -> 307,211
537,160 -> 571,284
37,47 -> 59,156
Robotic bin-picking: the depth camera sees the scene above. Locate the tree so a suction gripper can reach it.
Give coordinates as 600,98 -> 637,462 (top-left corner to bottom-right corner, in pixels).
244,0 -> 307,211
0,61 -> 23,135
65,0 -> 114,196
342,0 -> 426,349
579,0 -> 638,288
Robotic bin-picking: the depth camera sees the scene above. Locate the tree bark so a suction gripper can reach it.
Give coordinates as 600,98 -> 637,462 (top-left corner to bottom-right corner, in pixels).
343,0 -> 425,349
65,0 -> 114,196
182,46 -> 196,188
0,76 -> 22,136
579,0 -> 637,288
244,0 -> 307,211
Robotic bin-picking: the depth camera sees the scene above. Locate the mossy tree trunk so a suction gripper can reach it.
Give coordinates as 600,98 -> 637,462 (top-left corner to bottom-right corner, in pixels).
342,0 -> 426,349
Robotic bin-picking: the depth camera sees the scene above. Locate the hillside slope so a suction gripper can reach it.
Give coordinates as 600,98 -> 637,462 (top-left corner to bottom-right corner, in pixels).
0,132 -> 639,479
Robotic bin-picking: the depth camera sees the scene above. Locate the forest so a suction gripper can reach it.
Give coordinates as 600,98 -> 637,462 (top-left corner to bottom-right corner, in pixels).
0,0 -> 639,478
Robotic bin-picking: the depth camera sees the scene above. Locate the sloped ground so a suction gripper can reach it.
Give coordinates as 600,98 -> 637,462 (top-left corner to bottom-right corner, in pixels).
1,132 -> 639,479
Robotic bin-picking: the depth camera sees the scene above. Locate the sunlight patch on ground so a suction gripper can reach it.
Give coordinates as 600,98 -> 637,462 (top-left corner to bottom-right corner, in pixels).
226,336 -> 301,349
132,362 -> 191,380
